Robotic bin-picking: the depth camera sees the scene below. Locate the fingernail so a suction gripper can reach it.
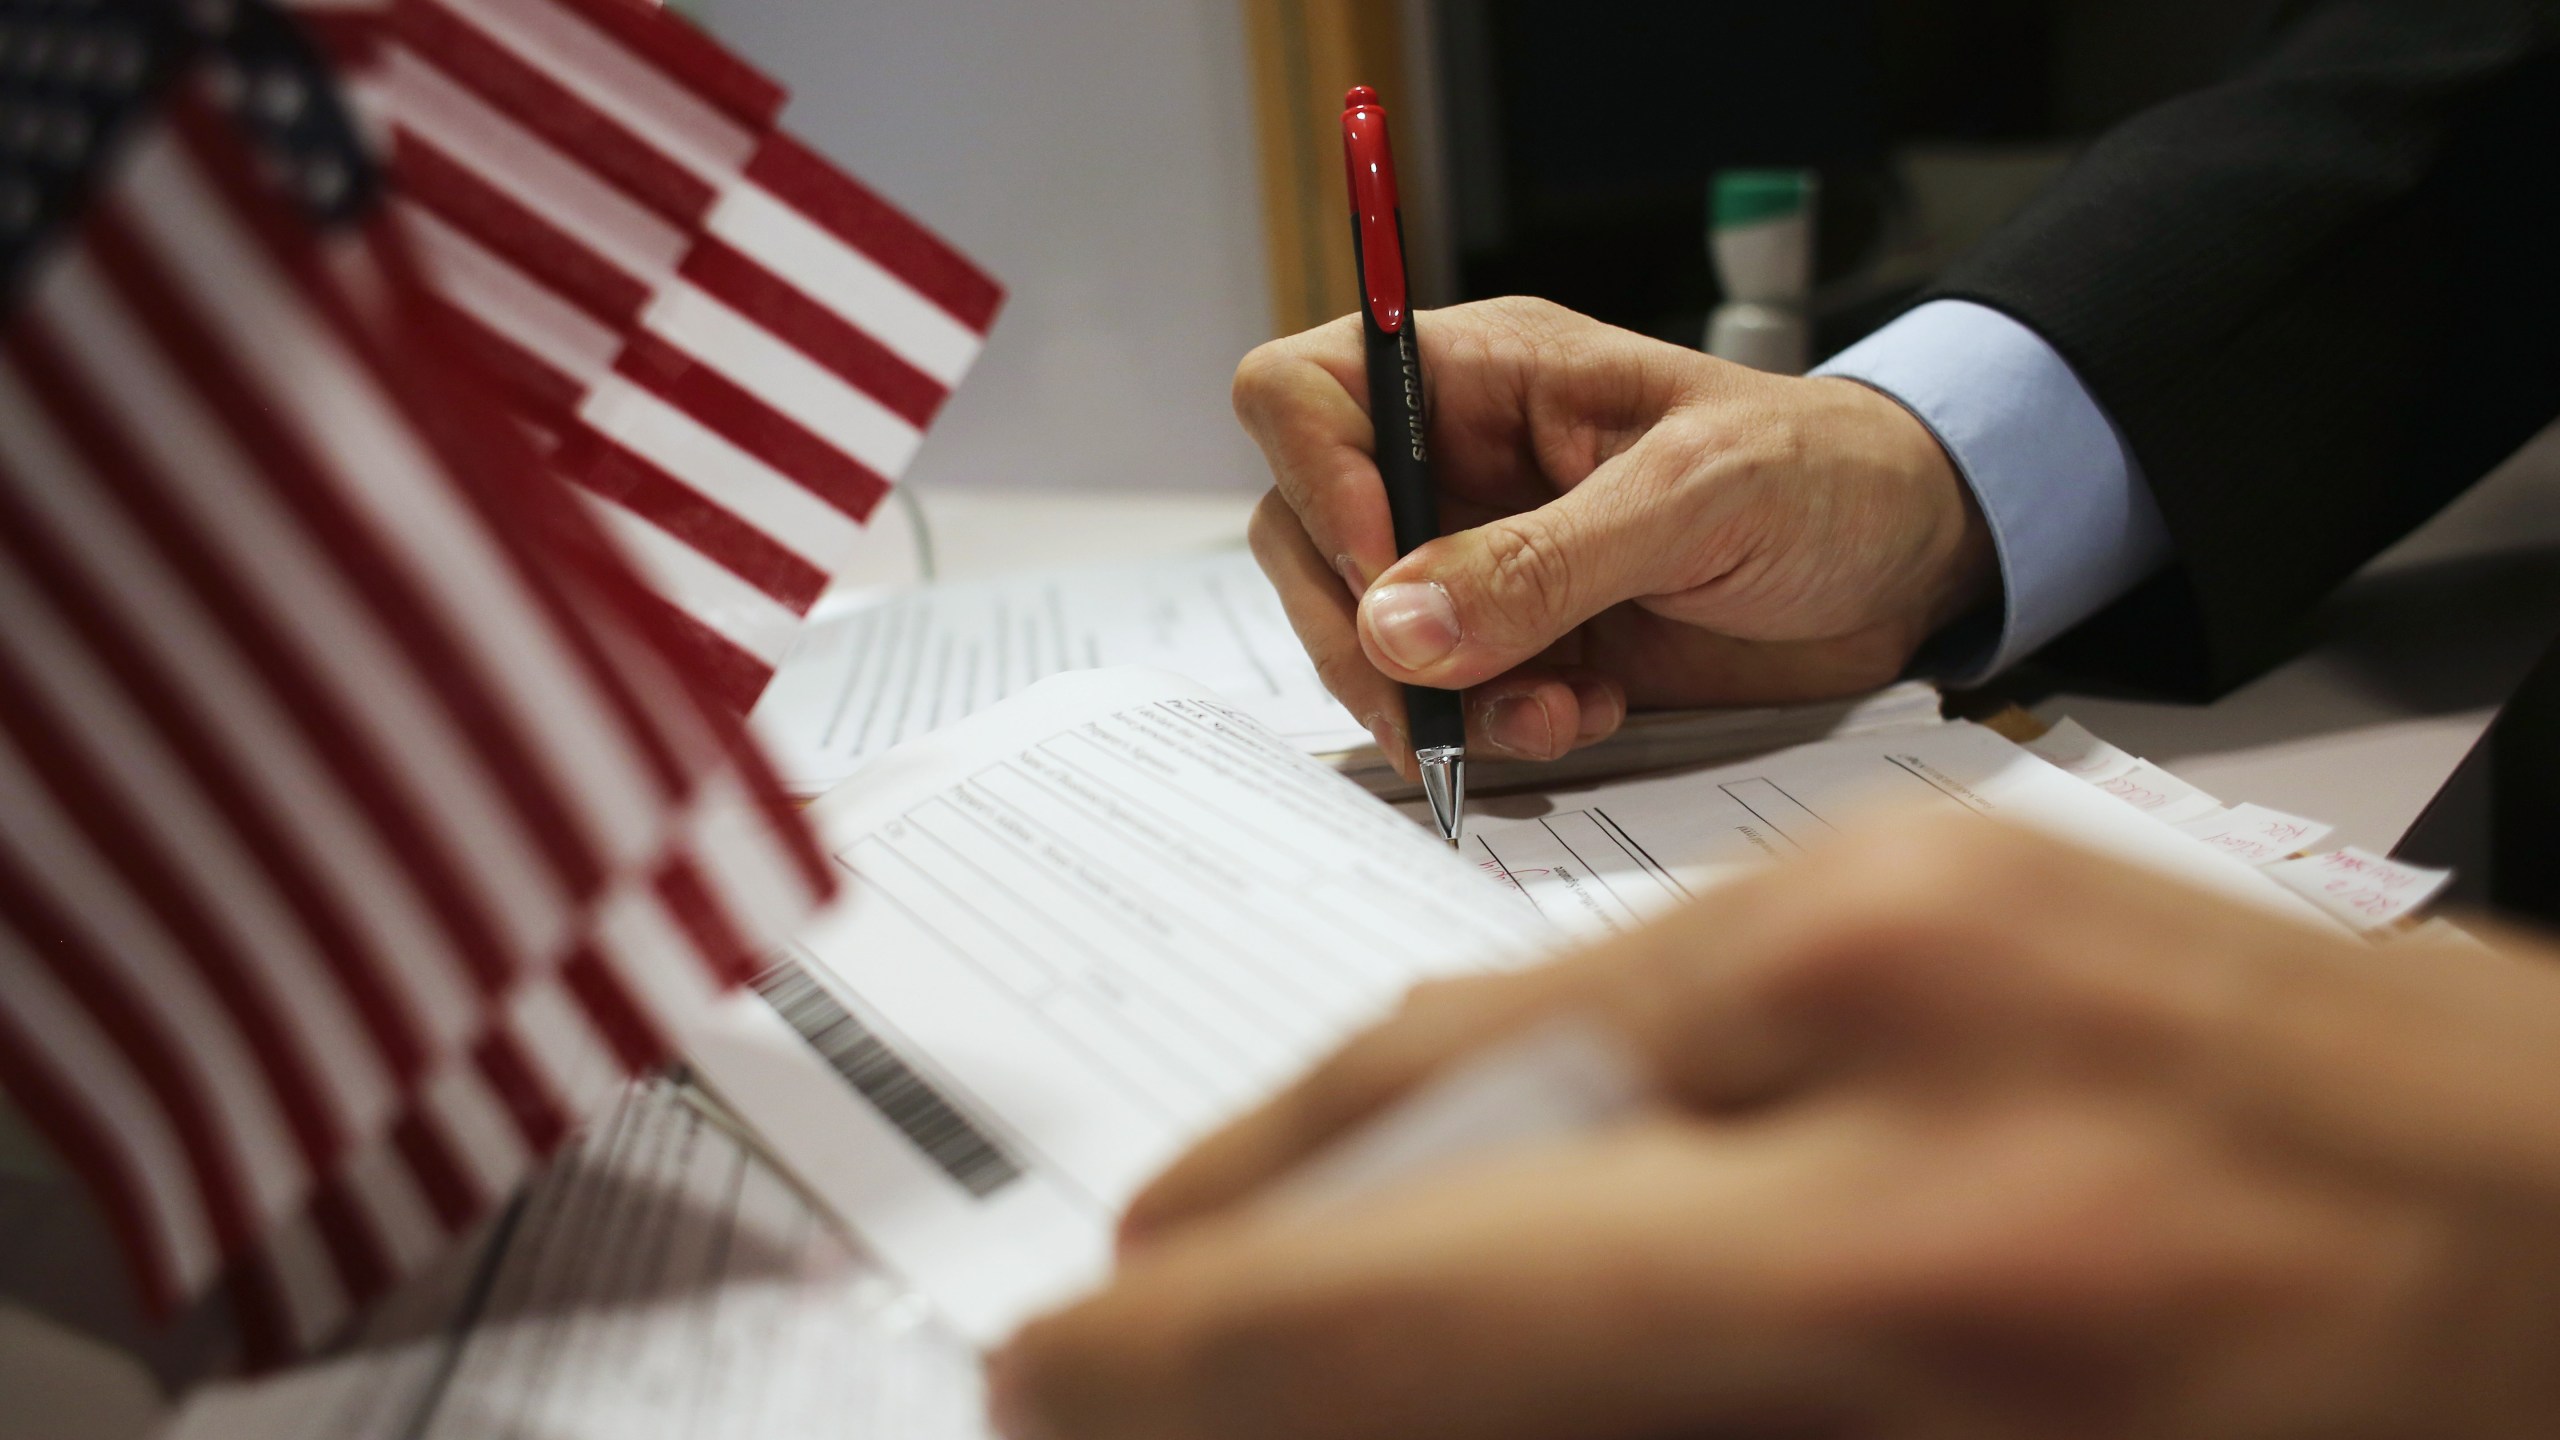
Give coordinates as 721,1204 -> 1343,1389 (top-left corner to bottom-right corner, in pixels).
1363,581 -> 1460,671
1335,553 -> 1365,597
1571,680 -> 1622,742
1483,693 -> 1555,758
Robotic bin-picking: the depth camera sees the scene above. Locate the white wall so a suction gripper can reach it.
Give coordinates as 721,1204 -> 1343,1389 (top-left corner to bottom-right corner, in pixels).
701,0 -> 1275,494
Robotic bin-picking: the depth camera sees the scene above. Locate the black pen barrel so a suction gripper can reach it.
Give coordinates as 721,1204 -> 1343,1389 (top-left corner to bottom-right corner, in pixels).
1360,309 -> 1467,756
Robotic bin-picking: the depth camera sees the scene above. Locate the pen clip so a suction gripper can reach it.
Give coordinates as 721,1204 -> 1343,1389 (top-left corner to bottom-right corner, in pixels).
1340,84 -> 1406,334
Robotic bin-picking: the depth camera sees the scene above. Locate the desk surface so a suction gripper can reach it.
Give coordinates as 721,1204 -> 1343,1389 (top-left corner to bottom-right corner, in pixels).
13,431 -> 2559,1439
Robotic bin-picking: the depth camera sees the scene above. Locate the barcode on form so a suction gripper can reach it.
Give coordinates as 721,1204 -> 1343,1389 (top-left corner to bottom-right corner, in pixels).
752,954 -> 1024,1198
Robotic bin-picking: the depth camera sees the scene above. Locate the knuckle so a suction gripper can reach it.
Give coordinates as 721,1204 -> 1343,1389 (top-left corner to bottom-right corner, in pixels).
1230,342 -> 1295,426
1477,515 -> 1578,628
1293,1022 -> 1427,1134
1736,832 -> 2020,1017
1244,488 -> 1295,559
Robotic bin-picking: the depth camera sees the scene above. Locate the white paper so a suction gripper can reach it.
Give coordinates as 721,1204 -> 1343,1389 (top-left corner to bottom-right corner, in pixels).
2174,803 -> 2335,867
748,550 -> 1370,793
693,681 -> 2344,1347
2266,847 -> 2454,930
2087,760 -> 2224,825
1457,722 -> 2339,948
158,1079 -> 985,1440
690,668 -> 1537,1344
2023,716 -> 2140,783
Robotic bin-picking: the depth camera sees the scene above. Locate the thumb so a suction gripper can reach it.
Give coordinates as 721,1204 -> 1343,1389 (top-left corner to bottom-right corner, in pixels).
1356,463 -> 1677,688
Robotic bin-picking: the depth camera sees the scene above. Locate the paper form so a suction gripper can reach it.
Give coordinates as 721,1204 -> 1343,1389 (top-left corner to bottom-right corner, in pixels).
1456,722 -> 2346,948
158,1078 -> 986,1440
2176,803 -> 2334,867
692,685 -> 2344,1349
2266,847 -> 2453,930
748,549 -> 1370,794
690,668 -> 1537,1344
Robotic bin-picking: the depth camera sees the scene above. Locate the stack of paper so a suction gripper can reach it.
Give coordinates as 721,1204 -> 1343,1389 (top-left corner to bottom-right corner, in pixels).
750,548 -> 1946,799
686,667 -> 2353,1344
2024,717 -> 2453,931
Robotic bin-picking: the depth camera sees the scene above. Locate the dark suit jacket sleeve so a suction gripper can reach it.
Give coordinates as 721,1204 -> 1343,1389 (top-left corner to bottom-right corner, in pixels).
1925,0 -> 2560,697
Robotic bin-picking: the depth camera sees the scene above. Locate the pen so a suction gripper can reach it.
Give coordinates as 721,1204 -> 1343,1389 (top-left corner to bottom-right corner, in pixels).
1341,83 -> 1466,847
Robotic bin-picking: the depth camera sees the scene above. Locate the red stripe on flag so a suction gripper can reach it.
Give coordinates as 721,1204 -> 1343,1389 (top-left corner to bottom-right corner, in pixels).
394,137 -> 654,326
0,491 -> 437,1088
164,110 -> 708,825
679,237 -> 948,429
724,721 -> 839,901
562,434 -> 829,613
653,854 -> 757,986
392,1111 -> 482,1232
397,0 -> 717,224
5,328 -> 525,997
0,634 -> 352,1180
615,330 -> 892,523
333,216 -> 706,805
0,855 -> 266,1277
433,298 -> 590,431
471,1028 -> 570,1158
307,1176 -> 394,1308
561,943 -> 669,1073
86,205 -> 612,905
542,0 -> 785,129
226,1251 -> 299,1373
633,586 -> 775,716
0,1003 -> 179,1316
744,134 -> 1004,332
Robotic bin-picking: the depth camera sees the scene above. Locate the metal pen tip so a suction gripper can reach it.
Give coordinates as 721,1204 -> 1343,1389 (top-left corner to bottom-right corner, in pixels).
1416,746 -> 1466,848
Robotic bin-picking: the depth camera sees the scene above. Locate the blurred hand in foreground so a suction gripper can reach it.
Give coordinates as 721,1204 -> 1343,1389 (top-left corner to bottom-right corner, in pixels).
1237,297 -> 1994,776
994,814 -> 2560,1439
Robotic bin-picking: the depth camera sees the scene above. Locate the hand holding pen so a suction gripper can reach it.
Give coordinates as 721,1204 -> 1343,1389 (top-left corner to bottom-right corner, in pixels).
1336,85 -> 1467,844
1232,280 -> 1993,804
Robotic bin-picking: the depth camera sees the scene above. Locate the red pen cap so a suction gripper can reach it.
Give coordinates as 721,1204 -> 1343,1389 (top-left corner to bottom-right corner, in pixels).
1340,84 -> 1406,333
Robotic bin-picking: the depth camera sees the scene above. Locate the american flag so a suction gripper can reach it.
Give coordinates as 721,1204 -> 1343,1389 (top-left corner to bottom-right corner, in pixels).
0,0 -> 859,1367
292,0 -> 1004,710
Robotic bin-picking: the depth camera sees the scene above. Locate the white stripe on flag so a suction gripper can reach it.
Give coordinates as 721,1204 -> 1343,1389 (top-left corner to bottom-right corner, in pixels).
642,280 -> 924,480
680,765 -> 818,951
705,181 -> 984,386
504,976 -> 623,1127
386,46 -> 688,285
0,925 -> 223,1293
0,563 -> 402,1138
402,201 -> 622,387
0,733 -> 310,1226
128,135 -> 673,878
578,492 -> 804,666
36,254 -> 572,973
417,1050 -> 532,1205
591,877 -> 732,1025
428,0 -> 758,185
258,1195 -> 350,1354
0,364 -> 487,1061
580,373 -> 866,569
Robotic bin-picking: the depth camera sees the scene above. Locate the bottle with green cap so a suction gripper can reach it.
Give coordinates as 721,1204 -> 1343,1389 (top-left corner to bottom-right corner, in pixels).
1705,169 -> 1817,374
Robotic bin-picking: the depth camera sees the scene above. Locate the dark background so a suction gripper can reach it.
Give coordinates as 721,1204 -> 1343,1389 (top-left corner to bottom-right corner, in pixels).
1432,0 -> 2288,354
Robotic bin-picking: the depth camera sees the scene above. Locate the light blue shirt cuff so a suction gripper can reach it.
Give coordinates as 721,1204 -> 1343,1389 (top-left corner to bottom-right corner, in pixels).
1812,299 -> 2171,683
